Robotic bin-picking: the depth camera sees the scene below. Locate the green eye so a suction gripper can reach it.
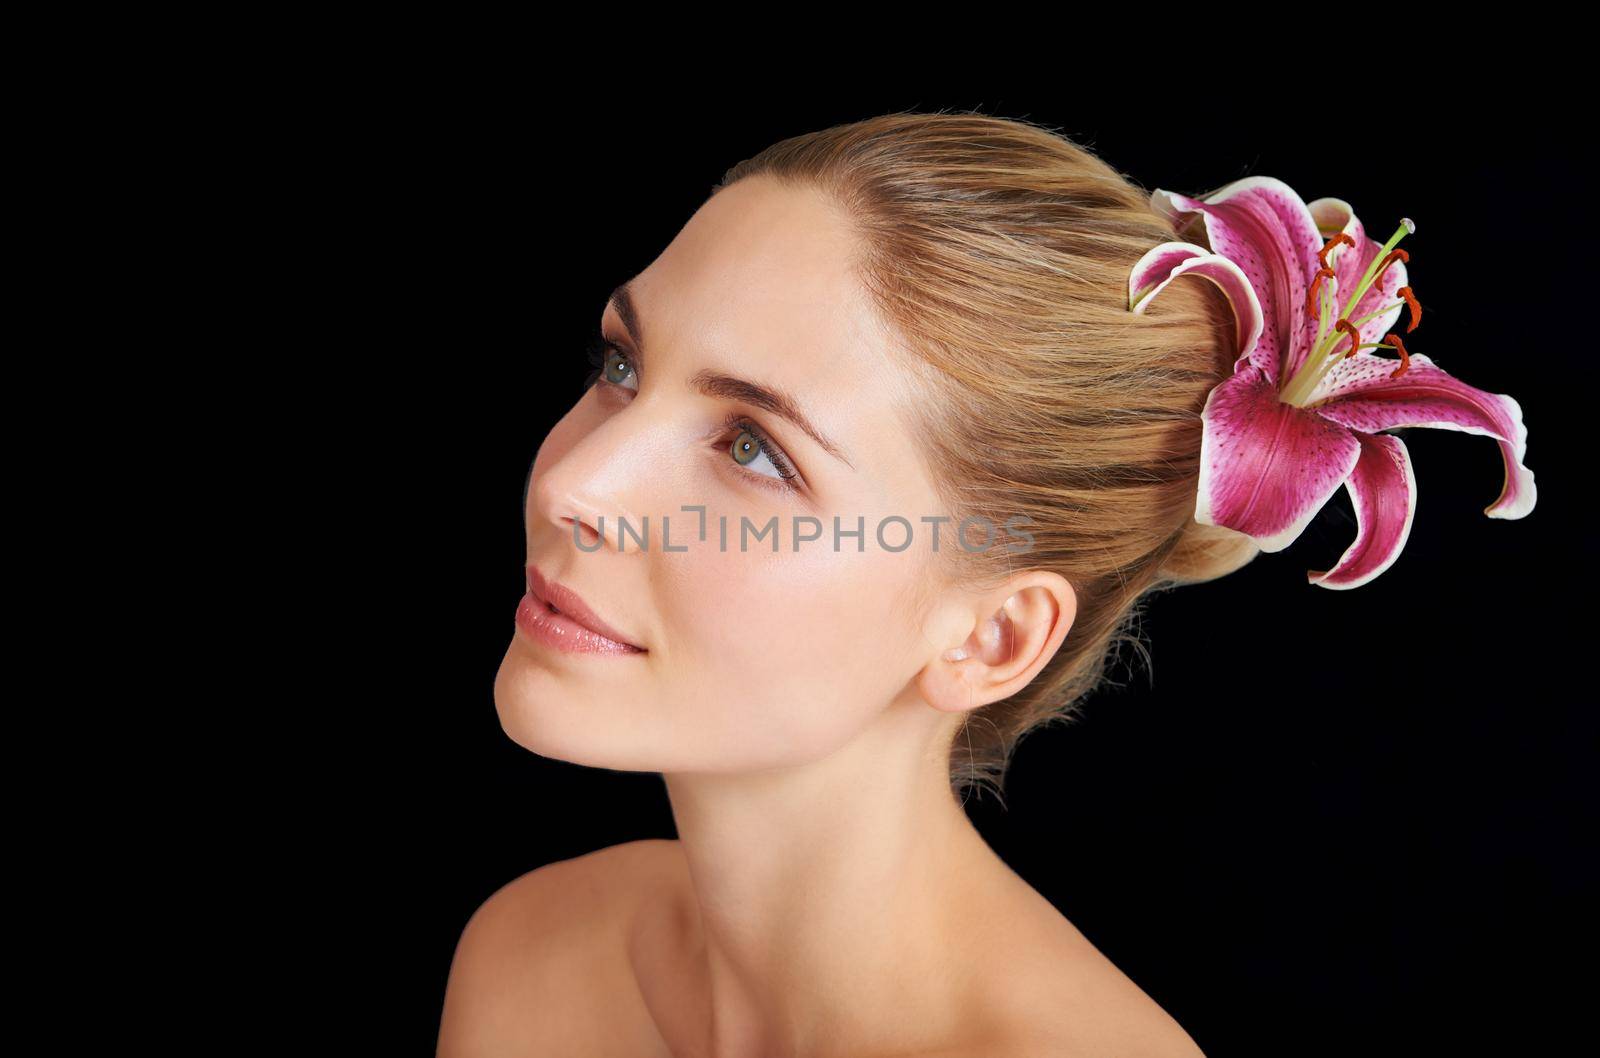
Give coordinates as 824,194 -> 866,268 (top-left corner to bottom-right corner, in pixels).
603,350 -> 637,389
581,335 -> 640,394
724,418 -> 798,489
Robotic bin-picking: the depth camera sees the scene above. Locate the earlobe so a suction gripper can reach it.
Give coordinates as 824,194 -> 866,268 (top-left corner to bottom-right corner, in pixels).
921,605 -> 1012,714
918,644 -> 981,715
917,623 -> 981,716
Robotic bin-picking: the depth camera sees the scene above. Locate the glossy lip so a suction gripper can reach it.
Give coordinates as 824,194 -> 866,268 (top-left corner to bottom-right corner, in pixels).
524,565 -> 647,652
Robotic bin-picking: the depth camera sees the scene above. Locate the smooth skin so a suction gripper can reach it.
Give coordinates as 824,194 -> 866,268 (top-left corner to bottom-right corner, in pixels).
440,175 -> 1207,1058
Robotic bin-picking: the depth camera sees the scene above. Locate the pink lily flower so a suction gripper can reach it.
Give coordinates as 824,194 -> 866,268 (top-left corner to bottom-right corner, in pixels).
1127,176 -> 1536,589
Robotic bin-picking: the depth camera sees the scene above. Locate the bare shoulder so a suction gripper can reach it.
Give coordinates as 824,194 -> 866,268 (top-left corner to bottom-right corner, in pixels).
977,883 -> 1209,1057
435,840 -> 680,1057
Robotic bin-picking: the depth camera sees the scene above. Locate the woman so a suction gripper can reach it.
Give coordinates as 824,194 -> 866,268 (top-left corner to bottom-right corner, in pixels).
437,111 -> 1528,1056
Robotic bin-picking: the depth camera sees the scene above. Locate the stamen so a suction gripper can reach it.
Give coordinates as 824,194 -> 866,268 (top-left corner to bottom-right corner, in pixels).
1335,319 -> 1362,360
1278,218 -> 1416,407
1371,247 -> 1411,291
1384,334 -> 1412,379
1398,286 -> 1421,333
1317,232 -> 1355,269
1307,266 -> 1335,318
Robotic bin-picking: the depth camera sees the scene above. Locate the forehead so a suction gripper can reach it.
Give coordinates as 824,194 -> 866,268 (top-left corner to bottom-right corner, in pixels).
611,177 -> 939,510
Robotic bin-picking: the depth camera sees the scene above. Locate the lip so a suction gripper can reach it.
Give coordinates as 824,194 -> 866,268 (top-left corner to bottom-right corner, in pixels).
517,566 -> 647,655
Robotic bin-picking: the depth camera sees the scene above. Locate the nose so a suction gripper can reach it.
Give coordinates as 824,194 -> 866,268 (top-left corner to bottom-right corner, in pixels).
532,473 -> 607,551
527,412 -> 654,556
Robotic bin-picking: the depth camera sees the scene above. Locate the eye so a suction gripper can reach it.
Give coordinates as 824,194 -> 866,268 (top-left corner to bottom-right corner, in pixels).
724,414 -> 800,492
582,335 -> 638,393
578,331 -> 802,493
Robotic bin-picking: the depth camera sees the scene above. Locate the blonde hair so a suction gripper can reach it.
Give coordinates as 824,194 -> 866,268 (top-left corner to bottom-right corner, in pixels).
713,110 -> 1261,802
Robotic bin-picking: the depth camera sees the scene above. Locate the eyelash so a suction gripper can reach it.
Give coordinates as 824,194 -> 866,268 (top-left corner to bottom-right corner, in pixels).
580,332 -> 626,392
581,332 -> 802,493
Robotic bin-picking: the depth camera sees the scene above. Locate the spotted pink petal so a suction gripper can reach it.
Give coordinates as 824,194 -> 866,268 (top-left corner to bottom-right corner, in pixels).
1306,431 -> 1417,589
1152,177 -> 1327,393
1128,241 -> 1265,368
1197,362 -> 1364,551
1307,352 -> 1537,519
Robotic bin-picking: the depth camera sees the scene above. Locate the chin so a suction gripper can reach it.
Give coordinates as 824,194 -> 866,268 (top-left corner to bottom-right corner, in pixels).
493,640 -> 656,772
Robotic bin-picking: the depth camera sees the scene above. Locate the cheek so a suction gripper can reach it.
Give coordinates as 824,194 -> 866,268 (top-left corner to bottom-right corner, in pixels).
660,538 -> 926,761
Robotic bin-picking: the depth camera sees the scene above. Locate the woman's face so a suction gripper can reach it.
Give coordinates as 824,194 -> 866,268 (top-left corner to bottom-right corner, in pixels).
495,176 -> 973,775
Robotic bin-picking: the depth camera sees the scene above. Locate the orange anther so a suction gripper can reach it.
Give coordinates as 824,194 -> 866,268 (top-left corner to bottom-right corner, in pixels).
1307,266 -> 1335,318
1398,286 -> 1421,333
1317,232 -> 1355,269
1335,319 -> 1362,360
1384,334 -> 1411,379
1372,247 -> 1410,290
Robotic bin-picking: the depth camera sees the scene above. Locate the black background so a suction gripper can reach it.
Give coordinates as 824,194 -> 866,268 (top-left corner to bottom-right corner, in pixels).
279,74 -> 1592,1057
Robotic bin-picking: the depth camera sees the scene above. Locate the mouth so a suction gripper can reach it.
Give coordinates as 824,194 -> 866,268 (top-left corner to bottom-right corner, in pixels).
523,566 -> 647,654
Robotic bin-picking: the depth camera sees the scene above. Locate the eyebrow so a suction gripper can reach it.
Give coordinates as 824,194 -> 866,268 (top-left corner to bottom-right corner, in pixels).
607,281 -> 855,471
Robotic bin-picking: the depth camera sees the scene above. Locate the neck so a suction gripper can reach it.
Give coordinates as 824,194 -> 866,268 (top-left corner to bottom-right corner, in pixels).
658,692 -> 1010,1057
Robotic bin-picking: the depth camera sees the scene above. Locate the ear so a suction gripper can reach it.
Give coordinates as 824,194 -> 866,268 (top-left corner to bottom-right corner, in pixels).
915,571 -> 1077,716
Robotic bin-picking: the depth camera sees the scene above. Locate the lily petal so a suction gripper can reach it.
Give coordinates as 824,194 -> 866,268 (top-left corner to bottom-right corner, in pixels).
1306,431 -> 1417,589
1308,352 -> 1537,519
1152,177 -> 1326,392
1304,197 -> 1408,373
1197,362 -> 1364,551
1128,241 -> 1265,368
